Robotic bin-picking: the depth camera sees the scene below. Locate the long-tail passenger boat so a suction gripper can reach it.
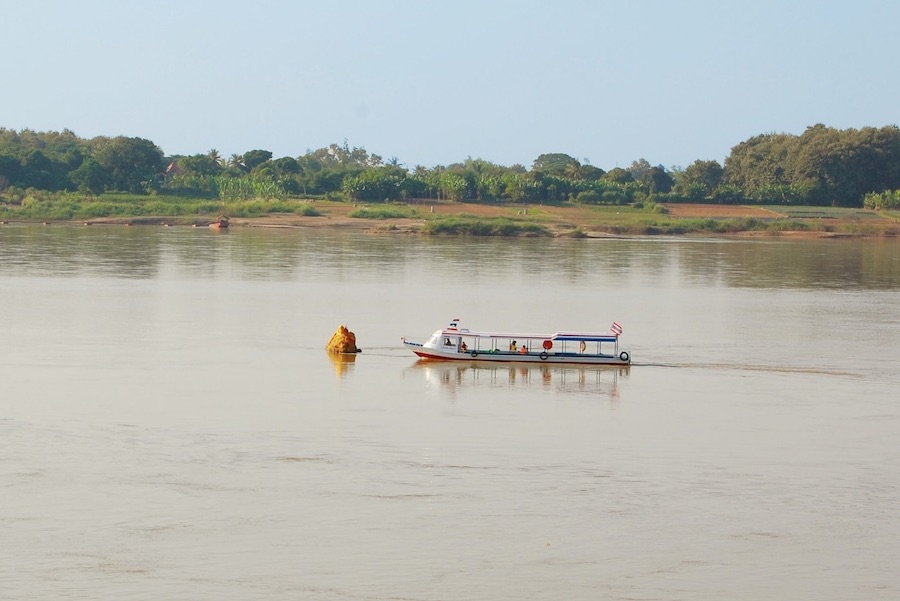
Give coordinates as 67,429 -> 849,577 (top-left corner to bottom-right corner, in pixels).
402,319 -> 630,365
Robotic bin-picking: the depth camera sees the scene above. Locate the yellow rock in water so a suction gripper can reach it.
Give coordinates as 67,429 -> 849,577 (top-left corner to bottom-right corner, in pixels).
326,325 -> 361,353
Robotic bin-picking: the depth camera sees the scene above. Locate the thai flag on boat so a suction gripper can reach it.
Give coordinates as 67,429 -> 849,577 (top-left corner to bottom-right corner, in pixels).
610,322 -> 623,336
447,318 -> 460,331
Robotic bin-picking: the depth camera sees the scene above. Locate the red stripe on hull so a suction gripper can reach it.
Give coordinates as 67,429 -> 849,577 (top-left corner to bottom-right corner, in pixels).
414,350 -> 469,361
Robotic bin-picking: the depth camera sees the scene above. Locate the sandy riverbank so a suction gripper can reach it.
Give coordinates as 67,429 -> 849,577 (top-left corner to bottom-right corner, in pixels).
9,201 -> 899,238
228,202 -> 899,238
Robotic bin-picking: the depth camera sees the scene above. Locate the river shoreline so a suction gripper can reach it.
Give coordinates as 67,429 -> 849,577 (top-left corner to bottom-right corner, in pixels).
3,201 -> 899,238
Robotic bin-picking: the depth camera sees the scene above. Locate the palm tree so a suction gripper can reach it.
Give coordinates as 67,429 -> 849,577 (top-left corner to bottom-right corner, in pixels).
564,160 -> 583,181
207,149 -> 223,166
227,154 -> 245,170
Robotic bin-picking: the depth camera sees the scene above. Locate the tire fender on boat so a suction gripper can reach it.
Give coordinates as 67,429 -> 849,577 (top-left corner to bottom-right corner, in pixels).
619,351 -> 630,362
471,350 -> 478,358
540,351 -> 549,360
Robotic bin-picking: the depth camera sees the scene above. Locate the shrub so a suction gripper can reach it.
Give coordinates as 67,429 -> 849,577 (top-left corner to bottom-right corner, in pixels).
421,216 -> 550,236
864,190 -> 900,210
573,190 -> 602,204
349,206 -> 415,219
295,203 -> 321,216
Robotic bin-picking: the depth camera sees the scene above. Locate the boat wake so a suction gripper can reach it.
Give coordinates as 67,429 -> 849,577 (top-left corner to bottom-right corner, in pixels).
637,361 -> 861,378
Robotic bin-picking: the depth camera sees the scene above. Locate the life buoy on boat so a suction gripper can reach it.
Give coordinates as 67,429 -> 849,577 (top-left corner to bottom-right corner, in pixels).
471,350 -> 478,358
579,341 -> 586,353
540,351 -> 549,360
619,351 -> 629,362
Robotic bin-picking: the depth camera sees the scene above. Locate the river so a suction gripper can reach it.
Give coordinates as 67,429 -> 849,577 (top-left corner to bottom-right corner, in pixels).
1,224 -> 898,600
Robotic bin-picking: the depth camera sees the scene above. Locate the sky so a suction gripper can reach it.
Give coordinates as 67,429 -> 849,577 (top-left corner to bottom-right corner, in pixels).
4,0 -> 898,170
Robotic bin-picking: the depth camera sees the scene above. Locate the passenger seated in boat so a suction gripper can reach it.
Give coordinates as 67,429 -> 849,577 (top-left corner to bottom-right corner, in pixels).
519,345 -> 527,354
460,341 -> 468,352
445,338 -> 452,346
509,340 -> 517,352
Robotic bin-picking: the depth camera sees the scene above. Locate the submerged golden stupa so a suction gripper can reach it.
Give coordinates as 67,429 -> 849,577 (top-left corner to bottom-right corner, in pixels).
325,325 -> 361,354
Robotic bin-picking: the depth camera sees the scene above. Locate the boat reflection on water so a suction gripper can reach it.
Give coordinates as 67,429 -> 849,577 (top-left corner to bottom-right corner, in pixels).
410,360 -> 629,399
328,352 -> 357,378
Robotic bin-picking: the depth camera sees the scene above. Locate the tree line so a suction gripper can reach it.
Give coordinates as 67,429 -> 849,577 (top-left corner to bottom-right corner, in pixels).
1,124 -> 899,208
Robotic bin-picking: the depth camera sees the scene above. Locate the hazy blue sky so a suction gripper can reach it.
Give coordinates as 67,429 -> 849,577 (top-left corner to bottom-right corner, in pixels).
4,0 -> 897,170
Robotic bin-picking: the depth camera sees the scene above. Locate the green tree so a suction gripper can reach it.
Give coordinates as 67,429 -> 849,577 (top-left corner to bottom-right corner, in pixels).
603,167 -> 633,184
242,149 -> 273,171
580,164 -> 605,181
791,125 -> 900,206
20,150 -> 58,190
676,160 -> 724,198
0,153 -> 21,191
725,125 -> 900,206
500,172 -> 529,203
724,133 -> 795,196
271,156 -> 301,175
93,136 -> 164,193
629,160 -> 674,195
342,166 -> 406,201
646,166 -> 674,194
177,153 -> 224,176
626,159 -> 652,181
225,153 -> 246,173
532,153 -> 580,177
69,157 -> 107,195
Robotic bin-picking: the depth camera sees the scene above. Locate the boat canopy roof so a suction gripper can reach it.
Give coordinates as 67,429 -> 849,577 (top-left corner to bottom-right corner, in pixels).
440,328 -> 618,343
554,332 -> 619,343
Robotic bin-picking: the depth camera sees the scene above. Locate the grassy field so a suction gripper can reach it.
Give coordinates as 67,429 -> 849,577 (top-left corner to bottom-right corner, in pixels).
0,193 -> 322,224
761,205 -> 888,220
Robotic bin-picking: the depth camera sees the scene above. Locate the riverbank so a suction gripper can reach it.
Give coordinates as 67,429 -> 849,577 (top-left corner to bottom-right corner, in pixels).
3,200 -> 899,238
177,201 -> 900,238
